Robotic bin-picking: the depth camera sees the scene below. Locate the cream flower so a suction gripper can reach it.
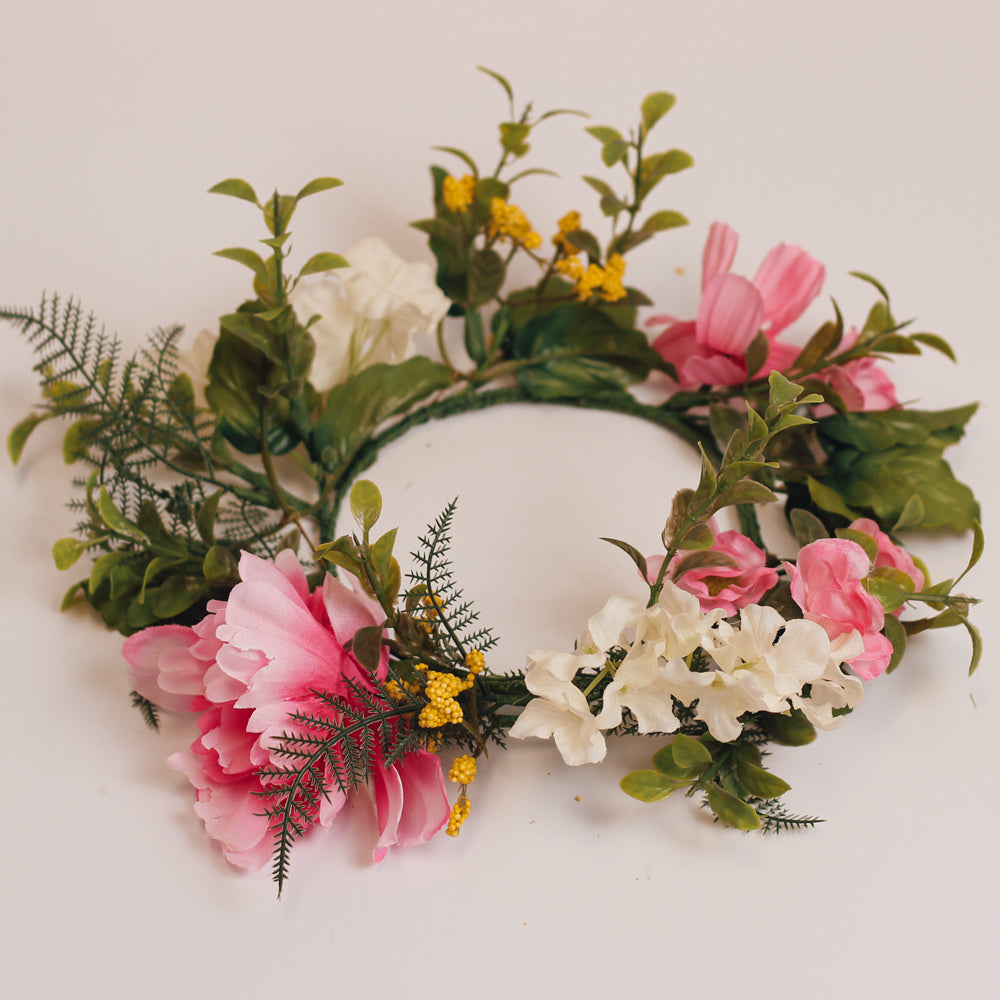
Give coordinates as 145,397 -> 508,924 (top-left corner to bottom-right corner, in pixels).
508,648 -> 608,765
289,237 -> 450,390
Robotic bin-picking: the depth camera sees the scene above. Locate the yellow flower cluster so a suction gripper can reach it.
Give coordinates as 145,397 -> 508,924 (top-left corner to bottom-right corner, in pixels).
464,649 -> 486,674
385,678 -> 421,701
448,754 -> 478,785
552,210 -> 582,255
488,197 -> 542,250
556,252 -> 627,302
443,173 -> 476,213
418,669 -> 474,728
446,795 -> 471,837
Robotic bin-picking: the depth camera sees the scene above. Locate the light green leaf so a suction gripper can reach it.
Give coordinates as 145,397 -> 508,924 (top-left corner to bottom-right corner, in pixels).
213,247 -> 268,282
835,528 -> 879,563
350,480 -> 382,533
651,745 -> 698,781
586,125 -> 623,144
910,332 -> 956,362
7,413 -> 48,463
640,92 -> 676,132
296,177 -> 343,200
706,783 -> 760,830
52,538 -> 87,571
883,612 -> 907,673
620,770 -> 681,803
892,494 -> 926,531
208,178 -> 259,204
735,760 -> 791,800
298,252 -> 349,277
98,487 -> 148,542
671,732 -> 712,767
476,65 -> 514,105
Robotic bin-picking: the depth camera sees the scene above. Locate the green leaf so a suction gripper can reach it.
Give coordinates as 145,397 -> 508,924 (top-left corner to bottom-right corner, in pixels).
52,538 -> 88,570
746,331 -> 769,380
883,613 -> 907,673
637,149 -> 694,200
956,519 -> 984,584
620,770 -> 681,803
468,249 -> 506,307
298,252 -> 349,277
431,145 -> 480,176
315,358 -> 453,473
640,91 -> 676,132
601,138 -> 629,167
675,521 -> 714,550
196,490 -> 224,546
871,333 -> 921,355
203,545 -> 239,585
762,709 -> 817,746
350,480 -> 382,533
793,319 -> 843,371
805,476 -> 859,521
706,783 -> 760,830
581,175 -> 617,200
823,445 -> 980,531
476,65 -> 514,105
910,332 -> 956,362
499,121 -> 531,157
7,412 -> 48,463
736,760 -> 791,800
296,177 -> 343,200
62,419 -> 100,463
638,210 -> 688,235
351,624 -> 384,671
651,744 -> 698,781
790,508 -> 829,548
712,479 -> 778,510
849,270 -> 891,303
512,303 -> 663,400
585,125 -> 623,144
219,311 -> 282,363
600,536 -> 648,580
563,228 -> 602,261
965,618 -> 983,675
892,494 -> 926,531
865,573 -> 909,613
98,487 -> 148,542
672,549 -> 738,579
671,732 -> 712,767
213,247 -> 268,282
208,178 -> 259,204
150,576 -> 210,619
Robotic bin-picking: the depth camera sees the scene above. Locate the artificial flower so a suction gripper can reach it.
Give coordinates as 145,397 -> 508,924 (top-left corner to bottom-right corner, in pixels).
814,329 -> 899,412
646,520 -> 778,616
849,517 -> 925,592
289,236 -> 450,390
508,648 -> 609,765
647,221 -> 824,390
123,550 -> 450,868
785,537 -> 893,680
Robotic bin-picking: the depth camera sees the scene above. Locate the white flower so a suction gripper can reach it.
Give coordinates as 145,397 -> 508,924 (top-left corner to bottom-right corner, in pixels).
508,648 -> 608,765
289,237 -> 450,390
791,630 -> 865,730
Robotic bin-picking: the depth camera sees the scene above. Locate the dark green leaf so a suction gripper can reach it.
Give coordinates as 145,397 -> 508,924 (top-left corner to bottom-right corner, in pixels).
790,508 -> 829,547
746,331 -> 769,380
793,319 -> 843,371
883,612 -> 907,673
762,709 -> 817,746
910,332 -> 956,361
351,624 -> 384,671
805,476 -> 859,521
431,146 -> 479,176
600,537 -> 648,580
468,249 -> 505,307
651,744 -> 698,781
672,549 -> 739,579
203,545 -> 239,585
196,490 -> 224,546
219,311 -> 282,363
563,228 -> 602,261
150,576 -> 210,618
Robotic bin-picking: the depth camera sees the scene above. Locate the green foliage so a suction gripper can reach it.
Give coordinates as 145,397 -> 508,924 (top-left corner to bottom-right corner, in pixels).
258,678 -> 423,895
405,499 -> 497,667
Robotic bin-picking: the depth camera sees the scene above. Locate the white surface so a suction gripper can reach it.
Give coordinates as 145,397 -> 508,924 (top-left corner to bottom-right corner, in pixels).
1,1 -> 997,996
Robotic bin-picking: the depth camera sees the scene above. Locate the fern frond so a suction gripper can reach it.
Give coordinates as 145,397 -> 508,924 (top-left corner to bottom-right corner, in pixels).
752,797 -> 824,833
257,679 -> 422,896
406,499 -> 498,666
129,691 -> 160,730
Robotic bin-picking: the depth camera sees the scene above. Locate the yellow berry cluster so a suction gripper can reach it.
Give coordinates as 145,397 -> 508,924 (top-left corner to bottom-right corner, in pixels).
552,210 -> 582,255
464,649 -> 486,674
556,252 -> 627,302
385,678 -> 421,701
448,754 -> 478,785
418,669 -> 474,728
443,173 -> 476,213
488,197 -> 542,250
446,795 -> 471,837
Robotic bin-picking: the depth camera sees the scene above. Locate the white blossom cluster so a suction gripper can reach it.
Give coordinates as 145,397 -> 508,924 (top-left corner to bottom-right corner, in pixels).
509,582 -> 864,765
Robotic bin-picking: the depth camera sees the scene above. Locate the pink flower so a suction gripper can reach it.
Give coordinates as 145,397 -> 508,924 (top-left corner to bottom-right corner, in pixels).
785,538 -> 893,681
122,550 -> 449,869
647,221 -> 824,390
848,518 -> 925,594
647,520 -> 778,616
814,330 -> 899,413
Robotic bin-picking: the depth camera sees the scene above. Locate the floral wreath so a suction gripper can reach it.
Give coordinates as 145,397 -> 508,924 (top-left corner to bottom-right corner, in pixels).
4,70 -> 982,894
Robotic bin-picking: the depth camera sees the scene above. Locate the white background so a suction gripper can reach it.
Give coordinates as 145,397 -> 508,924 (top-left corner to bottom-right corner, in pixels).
1,1 -> 997,997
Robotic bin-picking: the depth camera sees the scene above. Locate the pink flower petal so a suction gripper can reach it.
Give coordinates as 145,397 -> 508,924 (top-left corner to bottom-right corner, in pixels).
122,625 -> 208,712
696,273 -> 765,355
752,243 -> 825,337
701,222 -> 739,289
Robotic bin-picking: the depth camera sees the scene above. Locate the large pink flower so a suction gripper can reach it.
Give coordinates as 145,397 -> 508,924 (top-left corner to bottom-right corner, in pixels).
122,550 -> 449,869
785,538 -> 893,681
647,221 -> 825,390
848,517 -> 925,595
647,520 -> 778,616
